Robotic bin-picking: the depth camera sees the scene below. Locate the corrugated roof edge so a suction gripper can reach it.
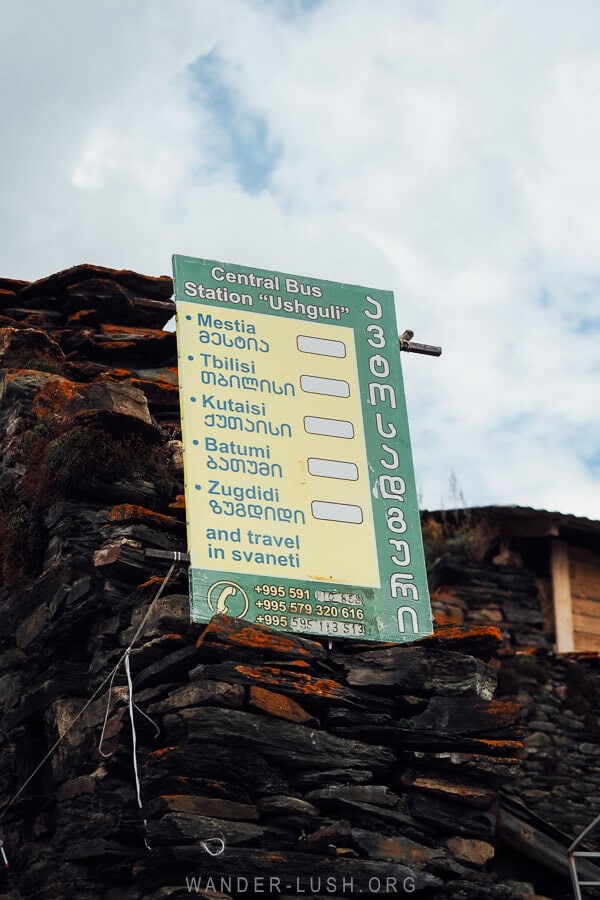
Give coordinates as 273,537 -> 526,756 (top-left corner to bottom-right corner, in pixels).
421,505 -> 600,535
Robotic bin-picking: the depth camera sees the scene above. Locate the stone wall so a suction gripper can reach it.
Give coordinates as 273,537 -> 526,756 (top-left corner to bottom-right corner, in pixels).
500,653 -> 600,833
429,555 -> 549,651
429,548 -> 600,886
1,265 -> 596,899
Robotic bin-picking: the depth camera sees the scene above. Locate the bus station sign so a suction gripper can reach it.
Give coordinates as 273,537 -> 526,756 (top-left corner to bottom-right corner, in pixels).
173,254 -> 432,642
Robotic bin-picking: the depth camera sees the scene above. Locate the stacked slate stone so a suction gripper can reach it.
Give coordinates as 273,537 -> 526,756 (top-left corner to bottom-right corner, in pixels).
0,266 -> 550,900
429,552 -> 600,894
498,652 -> 600,840
428,557 -> 547,650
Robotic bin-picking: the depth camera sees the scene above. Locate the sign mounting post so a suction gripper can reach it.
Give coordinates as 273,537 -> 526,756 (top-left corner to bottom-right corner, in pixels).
173,255 -> 433,643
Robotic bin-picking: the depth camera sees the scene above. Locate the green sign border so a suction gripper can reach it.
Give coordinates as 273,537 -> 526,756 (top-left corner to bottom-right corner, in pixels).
173,254 -> 432,643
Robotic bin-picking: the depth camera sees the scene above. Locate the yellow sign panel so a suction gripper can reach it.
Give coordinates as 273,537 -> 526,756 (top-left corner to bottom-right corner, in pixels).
177,301 -> 379,587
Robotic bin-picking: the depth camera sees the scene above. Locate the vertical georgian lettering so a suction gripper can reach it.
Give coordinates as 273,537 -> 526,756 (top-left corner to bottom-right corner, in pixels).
396,606 -> 419,633
365,295 -> 383,319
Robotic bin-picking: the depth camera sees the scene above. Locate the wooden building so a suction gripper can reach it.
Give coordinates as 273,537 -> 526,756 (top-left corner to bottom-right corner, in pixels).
424,505 -> 600,654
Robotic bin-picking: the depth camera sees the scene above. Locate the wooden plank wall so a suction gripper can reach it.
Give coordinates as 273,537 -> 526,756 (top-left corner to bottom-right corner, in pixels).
569,545 -> 600,652
551,540 -> 574,653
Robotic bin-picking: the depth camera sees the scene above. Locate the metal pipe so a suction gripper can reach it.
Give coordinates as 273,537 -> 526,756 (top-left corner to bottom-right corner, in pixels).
144,548 -> 190,562
399,339 -> 442,357
568,811 -> 600,897
570,855 -> 584,900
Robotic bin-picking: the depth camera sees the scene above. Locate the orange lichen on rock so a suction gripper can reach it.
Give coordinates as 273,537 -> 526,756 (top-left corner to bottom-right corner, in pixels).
0,325 -> 65,364
427,624 -> 503,644
137,576 -> 165,590
400,771 -> 496,808
235,663 -> 344,700
418,623 -> 504,661
130,375 -> 178,390
446,836 -> 495,867
66,309 -> 98,324
2,370 -> 64,394
248,685 -> 316,724
96,340 -> 137,352
487,699 -> 520,720
149,746 -> 176,758
32,377 -> 153,426
98,367 -> 133,379
32,377 -> 82,418
198,613 -> 325,661
99,324 -> 172,339
275,658 -> 310,669
477,738 -> 524,753
434,610 -> 464,626
108,504 -> 180,529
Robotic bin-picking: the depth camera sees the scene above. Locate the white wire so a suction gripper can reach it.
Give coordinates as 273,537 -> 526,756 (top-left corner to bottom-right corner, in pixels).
132,702 -> 160,738
0,660 -> 123,824
200,838 -> 225,856
125,652 -> 142,811
98,666 -> 160,759
0,561 -> 177,825
98,663 -> 122,758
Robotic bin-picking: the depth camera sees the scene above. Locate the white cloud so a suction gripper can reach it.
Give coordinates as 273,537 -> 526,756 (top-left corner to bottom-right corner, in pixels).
0,0 -> 598,518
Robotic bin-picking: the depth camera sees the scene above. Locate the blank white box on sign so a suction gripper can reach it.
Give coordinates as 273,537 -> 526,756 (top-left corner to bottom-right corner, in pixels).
308,458 -> 359,481
300,375 -> 350,397
304,416 -> 354,439
312,500 -> 363,524
297,335 -> 346,358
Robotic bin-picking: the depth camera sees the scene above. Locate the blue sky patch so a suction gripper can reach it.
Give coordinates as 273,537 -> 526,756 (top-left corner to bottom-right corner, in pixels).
574,317 -> 600,335
535,287 -> 552,309
190,50 -> 280,194
586,453 -> 600,477
259,0 -> 322,19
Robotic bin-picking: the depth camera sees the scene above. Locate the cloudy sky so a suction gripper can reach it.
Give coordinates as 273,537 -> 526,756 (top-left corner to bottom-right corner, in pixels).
1,0 -> 599,518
